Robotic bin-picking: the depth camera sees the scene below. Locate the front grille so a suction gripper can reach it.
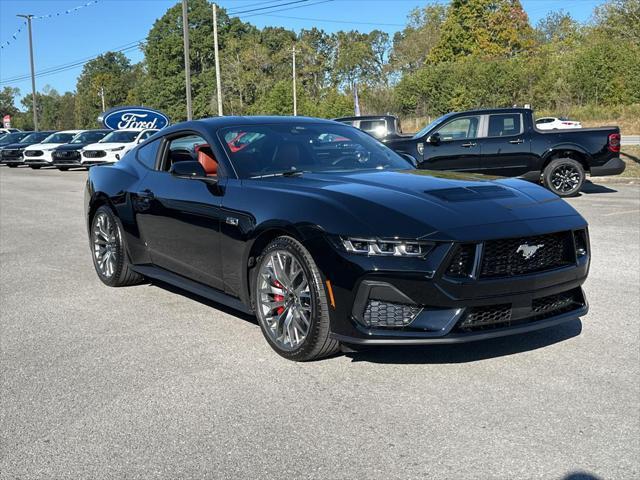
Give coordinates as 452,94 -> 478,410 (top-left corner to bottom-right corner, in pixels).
52,150 -> 80,161
458,304 -> 512,330
24,150 -> 43,157
83,150 -> 106,158
445,244 -> 476,278
362,300 -> 422,328
480,232 -> 574,278
1,149 -> 23,160
457,288 -> 585,332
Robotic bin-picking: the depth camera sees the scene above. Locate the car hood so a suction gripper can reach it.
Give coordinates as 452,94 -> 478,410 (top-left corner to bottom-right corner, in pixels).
55,143 -> 90,151
251,169 -> 585,241
1,142 -> 36,149
84,142 -> 132,150
24,142 -> 64,151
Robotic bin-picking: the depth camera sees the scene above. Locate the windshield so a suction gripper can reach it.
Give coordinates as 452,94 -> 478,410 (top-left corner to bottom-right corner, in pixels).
42,132 -> 77,144
21,132 -> 51,143
70,131 -> 109,144
413,114 -> 454,138
100,130 -> 139,143
218,123 -> 412,178
0,132 -> 28,144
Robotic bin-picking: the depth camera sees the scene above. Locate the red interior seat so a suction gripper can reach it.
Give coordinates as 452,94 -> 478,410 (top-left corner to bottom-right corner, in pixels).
195,144 -> 218,176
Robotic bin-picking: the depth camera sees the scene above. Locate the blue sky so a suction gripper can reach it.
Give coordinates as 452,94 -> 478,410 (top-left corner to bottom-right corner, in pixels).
1,0 -> 606,104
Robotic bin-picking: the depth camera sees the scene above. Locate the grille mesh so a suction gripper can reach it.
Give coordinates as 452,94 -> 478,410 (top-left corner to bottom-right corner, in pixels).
362,300 -> 421,328
480,232 -> 574,278
445,244 -> 476,278
458,304 -> 512,330
53,150 -> 80,160
83,150 -> 106,158
24,150 -> 43,157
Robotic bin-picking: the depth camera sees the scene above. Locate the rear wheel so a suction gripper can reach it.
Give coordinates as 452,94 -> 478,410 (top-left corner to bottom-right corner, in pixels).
30,165 -> 41,170
7,164 -> 17,168
254,236 -> 339,361
543,158 -> 585,197
90,205 -> 143,287
58,167 -> 69,171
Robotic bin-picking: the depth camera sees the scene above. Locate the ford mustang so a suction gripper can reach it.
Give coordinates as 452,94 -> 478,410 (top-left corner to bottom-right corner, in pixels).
85,116 -> 590,361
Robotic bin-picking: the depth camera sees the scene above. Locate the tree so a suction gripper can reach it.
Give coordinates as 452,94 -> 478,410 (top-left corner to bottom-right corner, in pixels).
593,0 -> 640,45
0,87 -> 20,119
75,51 -> 137,127
428,0 -> 535,62
18,86 -> 76,130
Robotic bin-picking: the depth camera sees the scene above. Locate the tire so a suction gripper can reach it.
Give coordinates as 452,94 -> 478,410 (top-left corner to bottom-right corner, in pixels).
7,164 -> 17,168
58,167 -> 69,172
253,236 -> 340,361
89,205 -> 143,287
30,166 -> 41,170
543,158 -> 585,197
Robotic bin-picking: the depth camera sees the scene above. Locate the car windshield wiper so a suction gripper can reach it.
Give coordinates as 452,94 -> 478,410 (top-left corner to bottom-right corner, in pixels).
250,170 -> 306,179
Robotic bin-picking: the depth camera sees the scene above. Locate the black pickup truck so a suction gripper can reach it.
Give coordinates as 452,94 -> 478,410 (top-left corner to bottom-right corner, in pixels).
385,108 -> 624,196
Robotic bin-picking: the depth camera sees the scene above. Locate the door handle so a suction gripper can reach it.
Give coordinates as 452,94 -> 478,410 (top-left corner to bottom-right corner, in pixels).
509,138 -> 525,144
461,142 -> 477,148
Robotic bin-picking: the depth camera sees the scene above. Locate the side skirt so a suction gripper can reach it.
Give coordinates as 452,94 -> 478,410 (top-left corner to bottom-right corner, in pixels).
131,264 -> 253,315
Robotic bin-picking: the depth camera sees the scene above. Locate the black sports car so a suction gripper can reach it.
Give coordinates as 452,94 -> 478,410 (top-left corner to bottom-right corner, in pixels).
85,116 -> 590,361
51,129 -> 111,170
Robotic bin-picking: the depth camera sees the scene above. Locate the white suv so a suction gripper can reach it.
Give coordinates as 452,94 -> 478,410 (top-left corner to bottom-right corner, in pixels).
23,130 -> 84,169
81,129 -> 158,166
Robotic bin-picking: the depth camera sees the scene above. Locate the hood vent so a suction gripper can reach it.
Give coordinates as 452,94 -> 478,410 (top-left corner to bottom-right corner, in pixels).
425,185 -> 516,202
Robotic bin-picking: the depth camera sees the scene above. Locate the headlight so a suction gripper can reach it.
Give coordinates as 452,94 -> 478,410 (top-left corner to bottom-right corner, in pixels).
109,146 -> 125,151
340,237 -> 432,257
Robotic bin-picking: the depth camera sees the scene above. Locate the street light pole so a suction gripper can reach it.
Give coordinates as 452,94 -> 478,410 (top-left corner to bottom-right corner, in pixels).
212,3 -> 223,116
99,86 -> 106,112
17,14 -> 38,131
292,45 -> 297,116
181,0 -> 193,120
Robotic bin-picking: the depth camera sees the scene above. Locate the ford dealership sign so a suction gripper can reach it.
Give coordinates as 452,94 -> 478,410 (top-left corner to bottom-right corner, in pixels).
99,106 -> 170,130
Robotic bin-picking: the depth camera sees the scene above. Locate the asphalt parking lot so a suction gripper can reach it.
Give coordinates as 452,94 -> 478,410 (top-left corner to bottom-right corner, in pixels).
1,166 -> 638,479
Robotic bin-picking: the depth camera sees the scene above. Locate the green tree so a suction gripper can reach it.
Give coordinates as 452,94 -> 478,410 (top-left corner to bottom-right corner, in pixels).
75,51 -> 137,127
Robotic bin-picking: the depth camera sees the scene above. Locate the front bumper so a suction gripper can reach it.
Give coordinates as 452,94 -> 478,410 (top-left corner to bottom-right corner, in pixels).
590,157 -> 625,177
306,226 -> 590,345
81,151 -> 119,165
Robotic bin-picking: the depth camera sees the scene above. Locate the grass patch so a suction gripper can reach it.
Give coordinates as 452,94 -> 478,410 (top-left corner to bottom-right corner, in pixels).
620,145 -> 640,178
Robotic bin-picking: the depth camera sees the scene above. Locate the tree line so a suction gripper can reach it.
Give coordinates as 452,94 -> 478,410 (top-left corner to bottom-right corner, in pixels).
1,0 -> 638,131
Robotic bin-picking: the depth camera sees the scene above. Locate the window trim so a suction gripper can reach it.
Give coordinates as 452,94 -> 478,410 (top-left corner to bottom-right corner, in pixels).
482,113 -> 524,139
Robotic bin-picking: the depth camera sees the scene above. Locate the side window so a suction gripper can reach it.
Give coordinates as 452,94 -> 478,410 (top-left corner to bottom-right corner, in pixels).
160,133 -> 218,177
488,114 -> 522,137
136,139 -> 161,169
437,116 -> 480,141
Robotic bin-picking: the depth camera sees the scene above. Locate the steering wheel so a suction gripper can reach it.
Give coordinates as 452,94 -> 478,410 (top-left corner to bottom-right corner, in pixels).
331,150 -> 369,167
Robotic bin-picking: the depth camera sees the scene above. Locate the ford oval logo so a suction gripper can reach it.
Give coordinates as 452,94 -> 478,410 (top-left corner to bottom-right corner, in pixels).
99,106 -> 170,130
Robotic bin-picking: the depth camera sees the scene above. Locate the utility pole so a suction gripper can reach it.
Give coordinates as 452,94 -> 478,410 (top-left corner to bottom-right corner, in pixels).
181,0 -> 193,120
99,86 -> 106,112
17,14 -> 38,131
292,45 -> 297,116
212,3 -> 223,116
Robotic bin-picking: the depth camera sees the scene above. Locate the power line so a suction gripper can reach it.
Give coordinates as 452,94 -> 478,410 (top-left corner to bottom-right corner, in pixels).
241,0 -> 335,18
229,0 -> 311,15
263,14 -> 405,26
226,0 -> 292,13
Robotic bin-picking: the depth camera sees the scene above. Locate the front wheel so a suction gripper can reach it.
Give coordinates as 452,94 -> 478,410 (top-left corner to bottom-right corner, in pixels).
58,167 -> 69,171
90,205 -> 143,287
543,158 -> 585,197
30,165 -> 41,170
254,236 -> 339,361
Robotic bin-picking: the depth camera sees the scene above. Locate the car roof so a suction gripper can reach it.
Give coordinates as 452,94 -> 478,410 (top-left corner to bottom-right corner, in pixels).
158,116 -> 339,136
334,115 -> 397,122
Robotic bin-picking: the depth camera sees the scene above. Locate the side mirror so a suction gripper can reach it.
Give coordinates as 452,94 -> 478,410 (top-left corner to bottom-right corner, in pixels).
169,161 -> 206,178
426,133 -> 440,145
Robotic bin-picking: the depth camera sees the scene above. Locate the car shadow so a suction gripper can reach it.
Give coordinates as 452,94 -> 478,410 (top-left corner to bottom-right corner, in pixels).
580,181 -> 617,195
148,279 -> 258,326
344,320 -> 582,364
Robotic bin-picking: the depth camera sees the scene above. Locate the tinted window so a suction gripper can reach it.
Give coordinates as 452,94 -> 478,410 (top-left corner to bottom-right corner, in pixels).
136,139 -> 160,169
488,114 -> 522,137
218,123 -> 411,179
161,134 -> 208,171
100,131 -> 139,143
70,131 -> 109,144
436,116 -> 480,141
139,130 -> 157,141
21,132 -> 51,143
42,132 -> 76,144
0,132 -> 28,144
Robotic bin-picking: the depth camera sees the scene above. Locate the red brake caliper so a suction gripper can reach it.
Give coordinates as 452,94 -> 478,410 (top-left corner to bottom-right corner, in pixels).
273,279 -> 285,315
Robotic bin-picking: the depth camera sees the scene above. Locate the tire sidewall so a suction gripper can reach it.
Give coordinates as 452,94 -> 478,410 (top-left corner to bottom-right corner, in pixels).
90,205 -> 127,287
543,158 -> 585,197
254,237 -> 329,361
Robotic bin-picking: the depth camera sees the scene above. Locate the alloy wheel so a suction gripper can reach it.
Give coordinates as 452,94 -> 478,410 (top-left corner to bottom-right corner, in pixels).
257,250 -> 313,351
551,164 -> 581,193
92,212 -> 118,278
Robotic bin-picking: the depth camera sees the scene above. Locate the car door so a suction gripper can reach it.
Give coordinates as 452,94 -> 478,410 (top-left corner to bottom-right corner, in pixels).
421,115 -> 482,171
477,113 -> 534,177
134,132 -> 225,290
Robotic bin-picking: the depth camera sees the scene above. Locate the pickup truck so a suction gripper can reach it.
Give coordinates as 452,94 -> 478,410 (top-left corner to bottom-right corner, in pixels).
334,115 -> 407,141
385,108 -> 624,196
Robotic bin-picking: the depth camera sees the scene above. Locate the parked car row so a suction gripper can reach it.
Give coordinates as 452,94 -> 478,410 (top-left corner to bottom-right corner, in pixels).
0,128 -> 158,170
